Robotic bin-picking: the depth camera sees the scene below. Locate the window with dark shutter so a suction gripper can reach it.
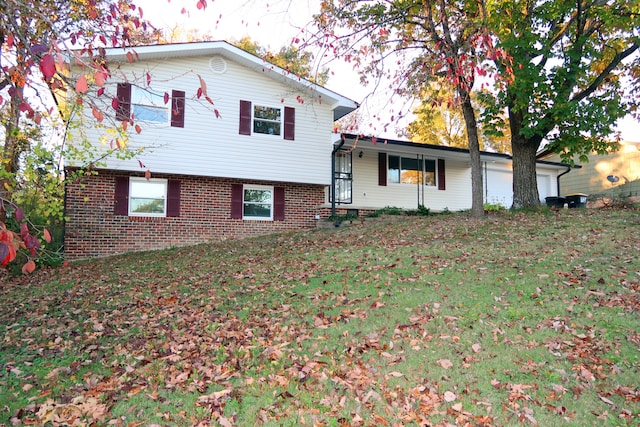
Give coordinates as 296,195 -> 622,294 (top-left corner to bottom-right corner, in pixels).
437,159 -> 446,190
171,90 -> 185,128
116,83 -> 131,122
239,100 -> 252,135
231,184 -> 243,218
378,152 -> 387,186
167,180 -> 181,217
274,187 -> 285,220
114,176 -> 129,215
283,107 -> 295,140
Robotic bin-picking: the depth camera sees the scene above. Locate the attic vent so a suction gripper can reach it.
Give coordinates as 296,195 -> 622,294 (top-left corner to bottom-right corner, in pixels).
209,56 -> 227,74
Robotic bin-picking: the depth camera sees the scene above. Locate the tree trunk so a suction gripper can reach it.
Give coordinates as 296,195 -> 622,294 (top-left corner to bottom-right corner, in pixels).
511,135 -> 542,209
0,85 -> 21,224
508,103 -> 543,209
459,87 -> 484,218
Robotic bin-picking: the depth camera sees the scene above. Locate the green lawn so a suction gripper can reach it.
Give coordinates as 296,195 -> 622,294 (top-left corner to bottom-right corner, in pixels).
1,208 -> 639,426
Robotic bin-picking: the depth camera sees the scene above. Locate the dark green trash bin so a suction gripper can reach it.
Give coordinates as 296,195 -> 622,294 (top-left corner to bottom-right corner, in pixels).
545,196 -> 566,208
565,193 -> 588,208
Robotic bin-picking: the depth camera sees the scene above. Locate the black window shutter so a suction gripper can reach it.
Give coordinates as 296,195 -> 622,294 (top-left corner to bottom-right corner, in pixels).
274,187 -> 285,220
171,90 -> 185,128
114,176 -> 129,215
239,100 -> 252,135
378,152 -> 387,186
231,184 -> 243,218
437,159 -> 446,191
115,83 -> 131,122
283,107 -> 295,140
167,180 -> 181,217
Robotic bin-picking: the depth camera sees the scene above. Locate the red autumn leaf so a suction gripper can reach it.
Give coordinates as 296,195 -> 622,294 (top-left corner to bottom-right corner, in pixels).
43,228 -> 52,243
14,207 -> 24,222
138,159 -> 146,169
135,124 -> 142,134
92,106 -> 104,122
75,75 -> 88,93
196,87 -> 203,99
205,95 -> 214,105
146,72 -> 151,86
0,242 -> 16,266
111,97 -> 119,110
164,92 -> 169,104
97,87 -> 105,96
22,259 -> 36,274
0,243 -> 9,265
197,0 -> 207,10
197,74 -> 208,97
126,51 -> 134,63
144,169 -> 151,180
94,69 -> 106,87
39,54 -> 56,79
214,109 -> 221,118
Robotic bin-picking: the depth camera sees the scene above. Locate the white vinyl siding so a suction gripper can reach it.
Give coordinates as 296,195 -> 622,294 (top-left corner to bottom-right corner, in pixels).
71,55 -> 335,185
348,153 -> 471,212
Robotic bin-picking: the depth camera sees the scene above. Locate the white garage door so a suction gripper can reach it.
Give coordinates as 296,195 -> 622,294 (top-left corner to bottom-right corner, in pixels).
485,168 -> 513,207
486,169 -> 555,207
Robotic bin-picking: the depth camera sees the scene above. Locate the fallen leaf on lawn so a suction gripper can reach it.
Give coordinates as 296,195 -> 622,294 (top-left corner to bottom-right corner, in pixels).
471,343 -> 482,353
444,391 -> 457,402
388,371 -> 404,377
438,359 -> 453,369
598,394 -> 615,406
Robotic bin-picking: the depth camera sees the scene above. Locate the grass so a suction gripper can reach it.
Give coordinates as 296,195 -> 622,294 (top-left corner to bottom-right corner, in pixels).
1,207 -> 639,426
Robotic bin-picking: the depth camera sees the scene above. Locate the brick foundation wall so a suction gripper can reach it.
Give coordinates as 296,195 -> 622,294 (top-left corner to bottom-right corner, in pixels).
64,170 -> 325,259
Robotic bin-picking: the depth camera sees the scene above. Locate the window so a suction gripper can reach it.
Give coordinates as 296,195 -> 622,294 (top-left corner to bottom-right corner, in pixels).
115,83 -> 186,126
242,185 -> 273,220
129,178 -> 167,216
239,101 -> 295,140
132,86 -> 168,123
231,184 -> 285,221
389,156 -> 437,186
253,106 -> 281,136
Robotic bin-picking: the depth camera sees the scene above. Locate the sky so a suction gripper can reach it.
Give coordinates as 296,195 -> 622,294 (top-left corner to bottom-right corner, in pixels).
134,0 -> 639,142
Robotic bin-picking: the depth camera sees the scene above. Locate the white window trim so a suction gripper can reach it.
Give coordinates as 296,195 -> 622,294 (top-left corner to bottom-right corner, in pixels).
252,104 -> 283,138
131,86 -> 169,125
128,177 -> 168,217
242,184 -> 274,220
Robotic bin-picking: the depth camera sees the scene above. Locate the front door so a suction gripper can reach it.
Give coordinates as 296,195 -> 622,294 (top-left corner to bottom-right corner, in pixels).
333,151 -> 353,204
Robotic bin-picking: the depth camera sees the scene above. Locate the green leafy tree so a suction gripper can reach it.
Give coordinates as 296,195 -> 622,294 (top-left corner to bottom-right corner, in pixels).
408,92 -> 511,153
234,36 -> 330,86
309,0 -> 508,218
482,0 -> 640,208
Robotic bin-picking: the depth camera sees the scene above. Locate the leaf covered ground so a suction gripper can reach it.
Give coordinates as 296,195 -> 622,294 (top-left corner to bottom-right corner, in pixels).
1,208 -> 639,426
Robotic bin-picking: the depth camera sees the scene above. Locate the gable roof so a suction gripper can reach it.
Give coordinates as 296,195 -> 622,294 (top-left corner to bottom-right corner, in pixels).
99,41 -> 359,121
341,134 -> 575,169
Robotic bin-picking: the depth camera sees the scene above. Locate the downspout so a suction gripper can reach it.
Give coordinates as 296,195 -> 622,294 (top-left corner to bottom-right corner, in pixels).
556,165 -> 572,197
421,155 -> 425,207
331,135 -> 346,217
416,154 -> 420,208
